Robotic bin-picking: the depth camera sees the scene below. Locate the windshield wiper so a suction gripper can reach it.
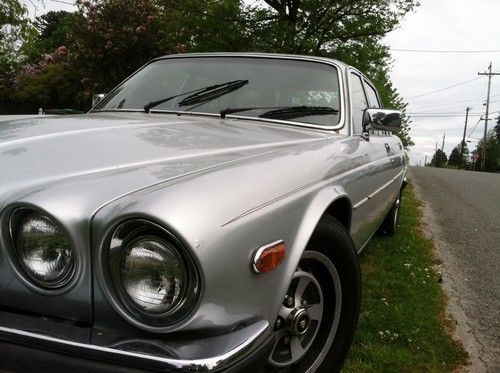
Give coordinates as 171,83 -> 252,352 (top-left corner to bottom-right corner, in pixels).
177,79 -> 249,107
144,79 -> 249,113
261,106 -> 338,120
220,105 -> 339,120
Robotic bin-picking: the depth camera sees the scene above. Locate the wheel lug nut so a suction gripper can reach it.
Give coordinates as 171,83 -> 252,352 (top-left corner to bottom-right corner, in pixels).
285,296 -> 294,307
274,318 -> 283,329
283,336 -> 290,344
301,299 -> 308,307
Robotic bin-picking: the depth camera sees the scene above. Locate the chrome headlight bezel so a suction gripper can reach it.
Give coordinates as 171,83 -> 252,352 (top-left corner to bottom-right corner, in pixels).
1,206 -> 78,293
98,219 -> 201,331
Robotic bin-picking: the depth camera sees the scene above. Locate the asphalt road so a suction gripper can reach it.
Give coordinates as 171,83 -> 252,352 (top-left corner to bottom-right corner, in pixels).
409,167 -> 499,372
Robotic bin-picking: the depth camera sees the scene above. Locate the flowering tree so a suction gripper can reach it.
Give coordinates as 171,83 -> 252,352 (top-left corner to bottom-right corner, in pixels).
0,0 -> 31,112
72,0 -> 189,96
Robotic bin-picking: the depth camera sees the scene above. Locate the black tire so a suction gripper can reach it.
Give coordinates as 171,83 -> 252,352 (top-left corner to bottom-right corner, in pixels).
265,215 -> 361,373
380,190 -> 402,235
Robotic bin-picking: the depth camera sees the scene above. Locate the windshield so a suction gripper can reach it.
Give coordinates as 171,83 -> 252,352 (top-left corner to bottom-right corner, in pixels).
93,57 -> 342,127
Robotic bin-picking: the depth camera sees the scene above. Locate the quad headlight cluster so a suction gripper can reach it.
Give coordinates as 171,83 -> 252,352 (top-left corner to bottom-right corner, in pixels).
9,209 -> 74,289
5,207 -> 199,330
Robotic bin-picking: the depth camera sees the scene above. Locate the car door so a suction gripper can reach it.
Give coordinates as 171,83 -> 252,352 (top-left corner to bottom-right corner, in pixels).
347,70 -> 399,249
362,77 -> 404,231
346,70 -> 383,249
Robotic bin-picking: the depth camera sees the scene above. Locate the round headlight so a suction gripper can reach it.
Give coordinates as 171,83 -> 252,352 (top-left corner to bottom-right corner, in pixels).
119,237 -> 187,315
15,212 -> 74,288
102,220 -> 200,330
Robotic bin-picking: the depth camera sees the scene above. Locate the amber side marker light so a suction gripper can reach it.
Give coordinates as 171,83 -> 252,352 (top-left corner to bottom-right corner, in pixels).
253,240 -> 286,273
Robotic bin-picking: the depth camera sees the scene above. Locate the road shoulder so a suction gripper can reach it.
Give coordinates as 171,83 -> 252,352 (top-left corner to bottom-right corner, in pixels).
411,176 -> 488,372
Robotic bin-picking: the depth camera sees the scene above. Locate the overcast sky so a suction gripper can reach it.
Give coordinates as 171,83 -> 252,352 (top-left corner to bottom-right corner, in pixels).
24,1 -> 500,165
383,0 -> 500,165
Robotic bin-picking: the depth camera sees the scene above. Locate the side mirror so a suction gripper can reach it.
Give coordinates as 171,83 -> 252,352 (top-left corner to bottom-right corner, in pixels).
92,93 -> 107,107
362,108 -> 402,132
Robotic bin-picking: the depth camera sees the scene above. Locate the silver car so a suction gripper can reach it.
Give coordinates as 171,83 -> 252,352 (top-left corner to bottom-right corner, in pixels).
0,53 -> 406,372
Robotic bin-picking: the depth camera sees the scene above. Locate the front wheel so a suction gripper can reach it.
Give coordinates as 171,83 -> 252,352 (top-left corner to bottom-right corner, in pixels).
265,216 -> 361,373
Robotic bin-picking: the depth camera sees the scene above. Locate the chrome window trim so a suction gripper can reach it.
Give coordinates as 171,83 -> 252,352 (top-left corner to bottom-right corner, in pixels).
347,68 -> 370,136
90,54 -> 346,132
363,79 -> 382,108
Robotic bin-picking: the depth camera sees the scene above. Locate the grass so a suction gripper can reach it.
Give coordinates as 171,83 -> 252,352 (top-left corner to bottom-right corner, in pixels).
342,185 -> 467,372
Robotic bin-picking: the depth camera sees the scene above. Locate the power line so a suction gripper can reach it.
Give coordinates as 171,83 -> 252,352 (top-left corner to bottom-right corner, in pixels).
407,112 -> 483,115
47,0 -> 74,6
410,99 -> 491,112
467,119 -> 482,137
411,102 -> 476,111
390,48 -> 500,53
410,98 -> 500,112
407,77 -> 482,100
407,114 -> 483,118
413,97 -> 481,105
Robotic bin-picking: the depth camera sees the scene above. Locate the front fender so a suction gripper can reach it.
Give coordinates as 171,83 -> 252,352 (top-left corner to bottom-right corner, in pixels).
267,184 -> 351,324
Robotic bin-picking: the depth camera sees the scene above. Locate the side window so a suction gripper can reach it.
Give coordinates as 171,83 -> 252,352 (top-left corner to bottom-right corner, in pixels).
364,81 -> 381,108
349,72 -> 368,134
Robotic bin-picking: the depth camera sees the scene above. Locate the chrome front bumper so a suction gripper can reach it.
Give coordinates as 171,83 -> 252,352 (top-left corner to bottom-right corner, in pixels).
0,310 -> 273,371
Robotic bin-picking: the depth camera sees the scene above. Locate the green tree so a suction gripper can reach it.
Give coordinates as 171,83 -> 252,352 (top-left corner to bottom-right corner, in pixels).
70,0 -> 203,102
431,149 -> 447,168
0,0 -> 32,112
243,0 -> 418,147
0,0 -> 29,65
164,0 -> 251,52
494,115 -> 500,141
448,141 -> 469,168
22,11 -> 79,62
474,130 -> 500,172
11,59 -> 83,113
247,0 -> 417,55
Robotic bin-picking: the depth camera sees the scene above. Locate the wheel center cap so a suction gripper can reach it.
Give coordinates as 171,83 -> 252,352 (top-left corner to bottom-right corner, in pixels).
290,308 -> 311,335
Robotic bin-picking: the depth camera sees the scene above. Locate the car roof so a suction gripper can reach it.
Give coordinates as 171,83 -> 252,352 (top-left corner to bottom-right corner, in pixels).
153,52 -> 350,70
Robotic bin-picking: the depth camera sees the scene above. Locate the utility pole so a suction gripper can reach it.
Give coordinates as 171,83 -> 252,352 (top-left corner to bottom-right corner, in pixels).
441,133 -> 445,152
424,155 -> 428,166
460,107 -> 471,169
478,62 -> 500,171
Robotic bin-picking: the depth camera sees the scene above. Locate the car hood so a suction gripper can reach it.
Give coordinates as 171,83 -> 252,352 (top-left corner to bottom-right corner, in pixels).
0,112 -> 328,211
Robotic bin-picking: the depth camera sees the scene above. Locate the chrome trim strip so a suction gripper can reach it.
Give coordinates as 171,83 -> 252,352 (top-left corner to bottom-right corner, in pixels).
92,109 -> 145,112
252,239 -> 285,273
0,321 -> 271,371
226,114 -> 341,131
353,197 -> 369,210
101,109 -> 339,132
353,168 -> 405,210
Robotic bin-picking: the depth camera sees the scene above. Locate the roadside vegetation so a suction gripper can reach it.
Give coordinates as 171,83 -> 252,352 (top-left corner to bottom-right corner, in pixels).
428,117 -> 500,172
343,185 -> 467,372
